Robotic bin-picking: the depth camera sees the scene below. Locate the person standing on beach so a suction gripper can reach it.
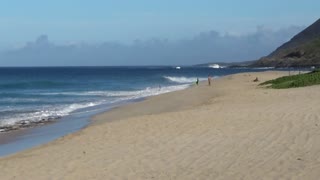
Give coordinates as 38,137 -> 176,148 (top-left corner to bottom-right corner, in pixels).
196,78 -> 199,86
208,75 -> 212,86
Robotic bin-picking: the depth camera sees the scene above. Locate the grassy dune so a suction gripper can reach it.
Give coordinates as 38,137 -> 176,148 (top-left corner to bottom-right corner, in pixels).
260,69 -> 320,89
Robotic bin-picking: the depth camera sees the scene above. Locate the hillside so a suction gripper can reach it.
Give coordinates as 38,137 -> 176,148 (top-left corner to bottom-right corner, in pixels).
253,18 -> 320,67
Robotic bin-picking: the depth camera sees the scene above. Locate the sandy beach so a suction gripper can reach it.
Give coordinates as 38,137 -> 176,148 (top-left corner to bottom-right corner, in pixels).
1,71 -> 320,180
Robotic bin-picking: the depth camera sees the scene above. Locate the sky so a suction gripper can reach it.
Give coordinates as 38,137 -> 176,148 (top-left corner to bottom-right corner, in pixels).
0,0 -> 319,66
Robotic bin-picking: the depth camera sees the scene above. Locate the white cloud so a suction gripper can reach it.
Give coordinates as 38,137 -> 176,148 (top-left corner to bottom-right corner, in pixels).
0,26 -> 304,66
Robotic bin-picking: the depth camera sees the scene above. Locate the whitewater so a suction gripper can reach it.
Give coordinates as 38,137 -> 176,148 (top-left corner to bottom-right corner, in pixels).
0,66 -> 267,132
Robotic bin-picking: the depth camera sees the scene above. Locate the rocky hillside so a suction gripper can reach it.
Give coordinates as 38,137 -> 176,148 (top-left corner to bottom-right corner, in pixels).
253,18 -> 320,67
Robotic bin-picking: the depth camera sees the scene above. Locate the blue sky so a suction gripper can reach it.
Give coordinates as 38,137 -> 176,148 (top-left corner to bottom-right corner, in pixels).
0,0 -> 319,65
1,0 -> 319,44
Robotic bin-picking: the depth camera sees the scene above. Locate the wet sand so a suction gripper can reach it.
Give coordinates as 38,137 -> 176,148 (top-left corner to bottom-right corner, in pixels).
1,71 -> 320,179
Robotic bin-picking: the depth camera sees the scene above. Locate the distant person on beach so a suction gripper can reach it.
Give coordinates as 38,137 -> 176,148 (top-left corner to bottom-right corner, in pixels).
253,77 -> 259,82
196,78 -> 199,86
208,75 -> 212,86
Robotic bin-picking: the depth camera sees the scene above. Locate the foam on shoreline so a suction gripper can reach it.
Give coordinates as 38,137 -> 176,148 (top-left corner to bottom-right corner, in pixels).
2,71 -> 320,179
0,84 -> 190,133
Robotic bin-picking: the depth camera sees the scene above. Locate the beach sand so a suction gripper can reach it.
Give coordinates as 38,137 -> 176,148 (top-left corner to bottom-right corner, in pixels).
1,71 -> 320,180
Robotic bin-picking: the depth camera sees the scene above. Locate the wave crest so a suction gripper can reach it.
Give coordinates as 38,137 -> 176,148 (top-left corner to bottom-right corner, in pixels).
163,76 -> 206,83
0,84 -> 189,129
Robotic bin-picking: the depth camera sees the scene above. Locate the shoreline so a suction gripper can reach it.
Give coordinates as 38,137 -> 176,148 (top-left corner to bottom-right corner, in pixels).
1,71 -> 320,179
91,82 -> 213,125
0,97 -> 147,157
0,75 -> 210,157
0,87 -> 188,157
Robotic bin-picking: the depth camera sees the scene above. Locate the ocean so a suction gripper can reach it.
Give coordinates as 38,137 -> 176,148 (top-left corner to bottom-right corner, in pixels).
0,66 -> 286,156
0,66 -> 273,132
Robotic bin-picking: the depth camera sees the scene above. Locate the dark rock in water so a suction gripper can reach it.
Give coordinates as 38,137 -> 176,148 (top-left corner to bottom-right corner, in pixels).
18,120 -> 31,126
0,125 -> 19,132
0,116 -> 61,133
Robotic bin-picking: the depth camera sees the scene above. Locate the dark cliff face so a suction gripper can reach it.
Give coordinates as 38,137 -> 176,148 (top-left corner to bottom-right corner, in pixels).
253,18 -> 320,67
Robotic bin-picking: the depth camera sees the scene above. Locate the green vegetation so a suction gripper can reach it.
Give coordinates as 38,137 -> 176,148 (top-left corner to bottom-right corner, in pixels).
260,69 -> 320,89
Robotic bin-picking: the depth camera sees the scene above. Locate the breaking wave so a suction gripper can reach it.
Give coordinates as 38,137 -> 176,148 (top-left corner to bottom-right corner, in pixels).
0,84 -> 189,130
163,76 -> 207,83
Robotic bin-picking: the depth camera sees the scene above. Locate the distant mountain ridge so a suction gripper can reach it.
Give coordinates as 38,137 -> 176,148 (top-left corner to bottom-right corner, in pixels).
254,18 -> 320,67
194,60 -> 256,68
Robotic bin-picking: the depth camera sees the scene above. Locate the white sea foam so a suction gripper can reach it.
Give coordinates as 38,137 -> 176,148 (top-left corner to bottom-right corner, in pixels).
253,67 -> 275,70
0,102 -> 100,127
163,76 -> 207,83
38,91 -> 145,96
39,85 -> 190,97
88,84 -> 190,102
118,84 -> 190,100
0,84 -> 189,128
0,98 -> 40,103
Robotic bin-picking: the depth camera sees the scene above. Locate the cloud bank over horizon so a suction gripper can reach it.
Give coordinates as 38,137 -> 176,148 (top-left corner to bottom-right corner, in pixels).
0,26 -> 303,66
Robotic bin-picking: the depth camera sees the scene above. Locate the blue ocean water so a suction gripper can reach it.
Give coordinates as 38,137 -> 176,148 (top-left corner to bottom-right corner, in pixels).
0,66 -> 269,131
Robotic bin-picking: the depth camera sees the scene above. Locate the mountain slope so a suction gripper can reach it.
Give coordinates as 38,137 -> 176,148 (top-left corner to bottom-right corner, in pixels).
254,18 -> 320,67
